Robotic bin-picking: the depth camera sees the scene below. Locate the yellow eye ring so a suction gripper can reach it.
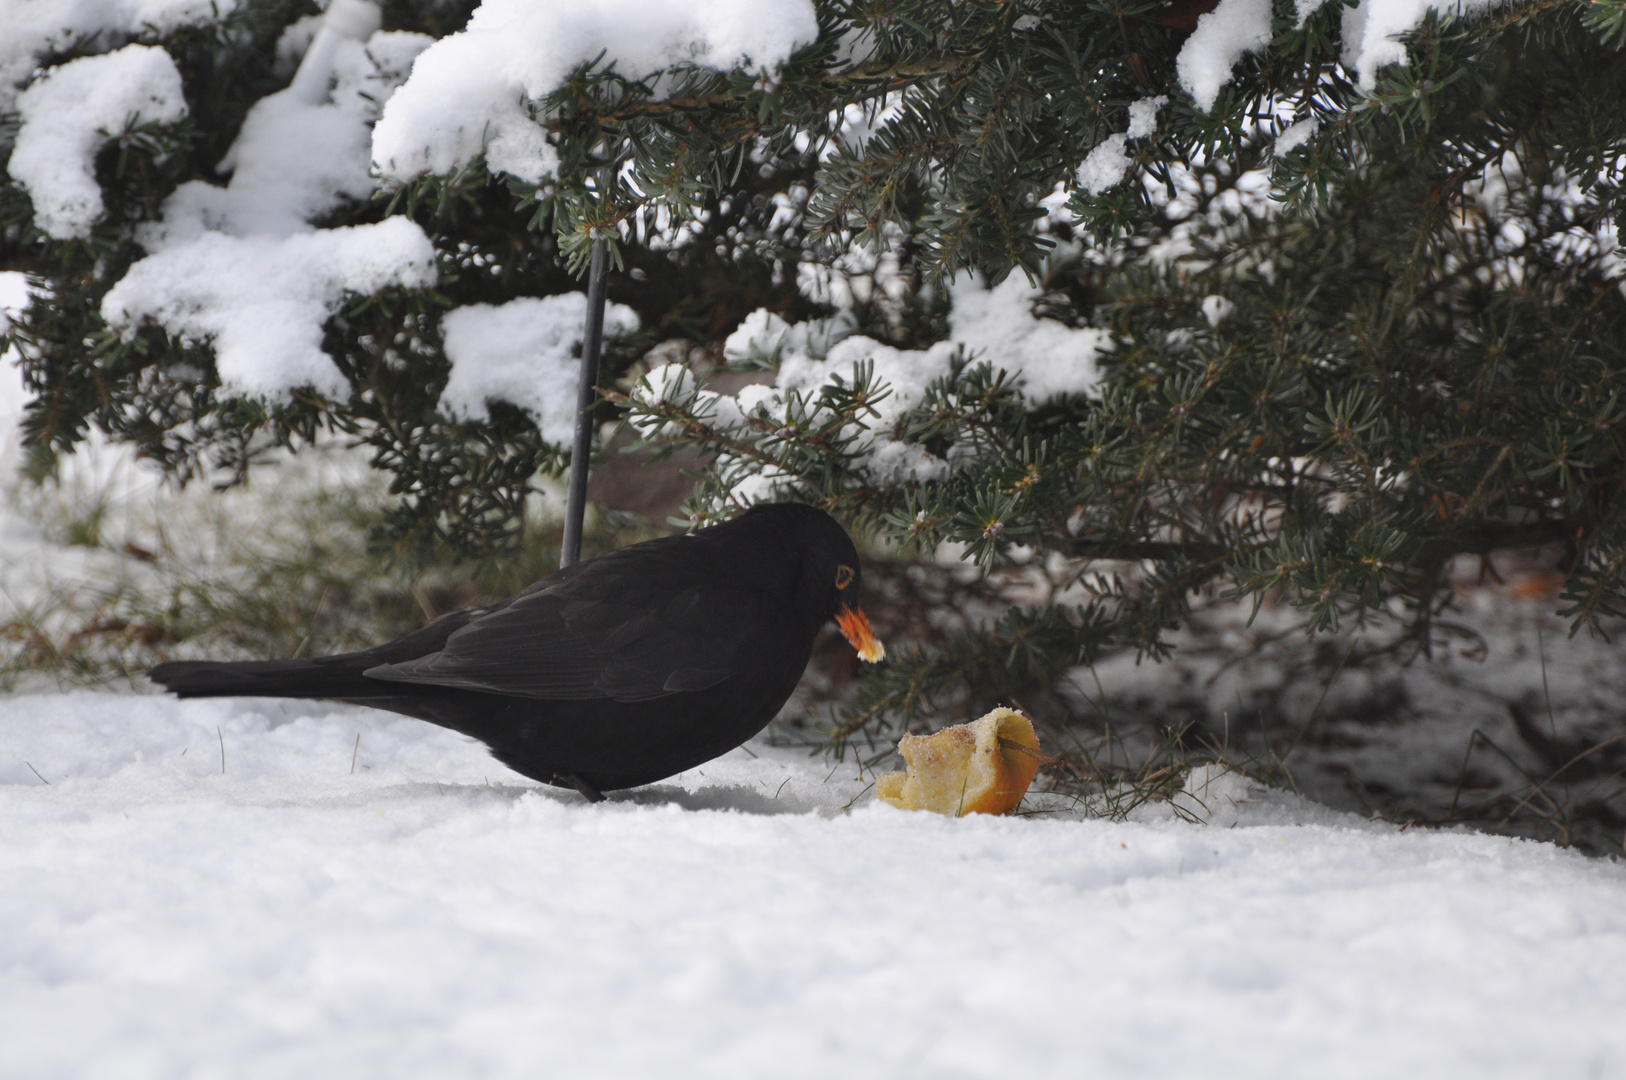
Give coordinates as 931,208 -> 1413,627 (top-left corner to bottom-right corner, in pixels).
834,564 -> 855,589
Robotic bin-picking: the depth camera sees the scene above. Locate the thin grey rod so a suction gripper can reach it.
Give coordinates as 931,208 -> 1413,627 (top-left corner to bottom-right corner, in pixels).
561,235 -> 609,569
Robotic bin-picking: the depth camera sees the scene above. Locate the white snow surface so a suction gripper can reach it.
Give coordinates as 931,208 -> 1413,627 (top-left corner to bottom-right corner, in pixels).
99,30 -> 437,402
371,0 -> 819,183
0,0 -> 235,115
1274,115 -> 1320,155
1076,96 -> 1167,195
666,272 -> 1105,494
0,272 -> 28,425
101,219 -> 437,400
1336,0 -> 1510,86
1176,0 -> 1273,112
141,31 -> 432,247
726,271 -> 1106,411
1173,0 -> 1516,110
8,45 -> 188,241
1077,135 -> 1135,195
0,270 -> 27,333
2,691 -> 1625,1077
440,294 -> 640,444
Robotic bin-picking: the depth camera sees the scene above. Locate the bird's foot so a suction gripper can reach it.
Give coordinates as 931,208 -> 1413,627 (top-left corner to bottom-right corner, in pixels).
558,773 -> 605,803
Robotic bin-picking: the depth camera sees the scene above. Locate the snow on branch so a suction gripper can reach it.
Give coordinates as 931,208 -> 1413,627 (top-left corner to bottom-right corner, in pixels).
0,0 -> 236,115
1175,0 -> 1271,113
370,0 -> 819,184
98,30 -> 437,402
9,45 -> 188,240
1175,0 -> 1519,113
440,295 -> 640,444
630,274 -> 1107,503
101,219 -> 437,401
1333,0 -> 1511,87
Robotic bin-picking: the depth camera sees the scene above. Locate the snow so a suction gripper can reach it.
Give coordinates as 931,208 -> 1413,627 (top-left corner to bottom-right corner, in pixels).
946,273 -> 1109,403
101,220 -> 438,400
1077,136 -> 1135,195
439,294 -> 640,444
0,272 -> 28,424
98,29 -> 437,402
1201,294 -> 1236,325
1274,115 -> 1320,155
1176,0 -> 1273,112
2,691 -> 1625,1076
0,271 -> 27,334
1073,94 -> 1164,191
141,31 -> 430,247
1337,0 -> 1509,87
667,272 -> 1105,494
1171,0 -> 1516,109
371,0 -> 819,184
729,272 -> 1106,409
0,0 -> 235,116
7,45 -> 188,240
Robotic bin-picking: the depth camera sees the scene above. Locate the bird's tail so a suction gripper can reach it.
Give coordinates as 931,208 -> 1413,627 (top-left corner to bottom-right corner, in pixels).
147,658 -> 387,701
147,608 -> 488,703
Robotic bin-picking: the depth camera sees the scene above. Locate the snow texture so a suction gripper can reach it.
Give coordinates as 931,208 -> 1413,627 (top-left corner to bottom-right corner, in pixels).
1274,116 -> 1320,155
2,692 -> 1625,1077
0,271 -> 27,335
667,274 -> 1105,494
1176,0 -> 1273,112
1077,137 -> 1134,195
142,31 -> 431,247
371,0 -> 819,183
0,0 -> 235,116
99,29 -> 438,401
1077,96 -> 1166,194
0,272 -> 27,425
102,220 -> 437,399
8,45 -> 188,240
1336,0 -> 1511,86
440,294 -> 640,444
1201,294 -> 1236,325
724,272 -> 1106,412
947,273 -> 1109,403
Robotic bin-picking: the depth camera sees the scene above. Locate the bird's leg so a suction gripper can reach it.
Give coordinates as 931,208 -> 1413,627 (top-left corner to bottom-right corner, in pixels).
558,773 -> 605,803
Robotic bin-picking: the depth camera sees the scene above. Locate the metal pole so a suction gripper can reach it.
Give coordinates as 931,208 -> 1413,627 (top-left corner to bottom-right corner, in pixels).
560,234 -> 609,568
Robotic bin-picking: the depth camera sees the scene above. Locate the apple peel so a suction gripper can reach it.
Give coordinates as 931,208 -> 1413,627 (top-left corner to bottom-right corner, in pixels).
875,708 -> 1042,816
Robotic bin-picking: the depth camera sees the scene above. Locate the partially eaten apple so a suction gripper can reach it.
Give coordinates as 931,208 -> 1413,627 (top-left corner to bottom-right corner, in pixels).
875,707 -> 1042,816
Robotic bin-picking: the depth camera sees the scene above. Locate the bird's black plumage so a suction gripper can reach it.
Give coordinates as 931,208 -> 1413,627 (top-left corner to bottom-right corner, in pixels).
147,503 -> 881,797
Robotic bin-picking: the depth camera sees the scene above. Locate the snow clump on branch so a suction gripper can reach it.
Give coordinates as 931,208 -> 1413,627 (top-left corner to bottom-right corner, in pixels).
8,45 -> 188,240
98,30 -> 438,402
439,295 -> 640,445
1076,96 -> 1167,195
1173,0 -> 1521,114
102,220 -> 437,400
630,274 -> 1108,501
0,0 -> 236,115
371,0 -> 819,184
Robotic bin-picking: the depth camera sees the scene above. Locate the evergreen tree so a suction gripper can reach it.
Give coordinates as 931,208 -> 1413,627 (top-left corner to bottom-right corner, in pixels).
2,0 -> 1623,752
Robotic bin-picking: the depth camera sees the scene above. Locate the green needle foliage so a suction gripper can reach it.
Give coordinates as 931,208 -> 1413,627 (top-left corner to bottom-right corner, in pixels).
2,0 -> 1623,747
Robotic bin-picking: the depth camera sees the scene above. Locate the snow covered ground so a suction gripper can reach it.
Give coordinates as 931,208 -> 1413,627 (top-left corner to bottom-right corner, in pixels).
3,692 -> 1625,1079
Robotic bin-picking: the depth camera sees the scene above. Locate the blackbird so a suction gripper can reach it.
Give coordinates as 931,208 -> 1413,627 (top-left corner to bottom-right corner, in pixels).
148,502 -> 884,800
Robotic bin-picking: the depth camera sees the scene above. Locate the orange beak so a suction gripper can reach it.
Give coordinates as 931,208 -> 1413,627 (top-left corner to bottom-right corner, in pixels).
836,604 -> 885,663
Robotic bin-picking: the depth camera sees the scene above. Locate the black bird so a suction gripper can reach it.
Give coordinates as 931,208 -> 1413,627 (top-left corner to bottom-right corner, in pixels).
148,503 -> 884,800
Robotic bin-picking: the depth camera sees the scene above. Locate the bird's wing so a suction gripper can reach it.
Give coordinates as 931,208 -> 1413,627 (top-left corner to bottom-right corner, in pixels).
360,548 -> 759,703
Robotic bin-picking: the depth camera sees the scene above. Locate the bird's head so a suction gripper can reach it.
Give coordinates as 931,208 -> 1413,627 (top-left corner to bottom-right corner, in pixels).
742,503 -> 885,664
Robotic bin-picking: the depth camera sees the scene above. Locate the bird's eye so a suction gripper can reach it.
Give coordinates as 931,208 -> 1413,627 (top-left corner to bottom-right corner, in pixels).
834,564 -> 855,589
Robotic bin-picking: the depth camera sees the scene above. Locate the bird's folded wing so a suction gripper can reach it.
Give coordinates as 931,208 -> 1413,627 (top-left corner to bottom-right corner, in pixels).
360,576 -> 756,702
